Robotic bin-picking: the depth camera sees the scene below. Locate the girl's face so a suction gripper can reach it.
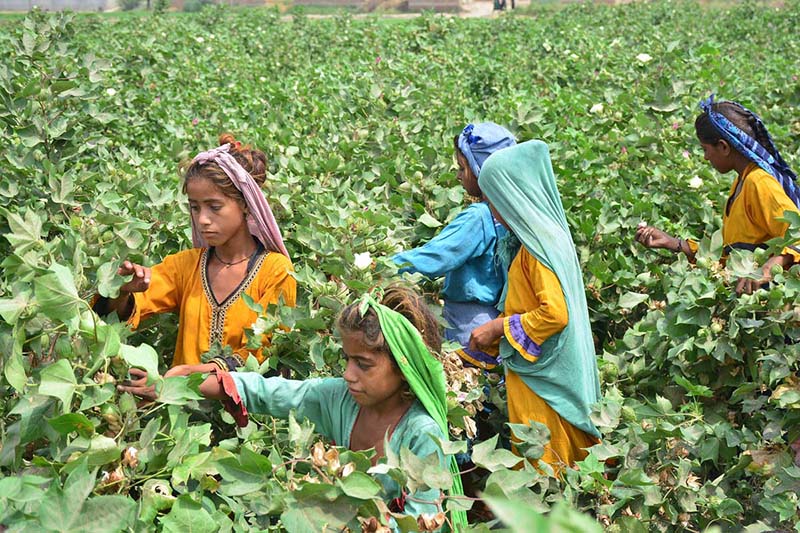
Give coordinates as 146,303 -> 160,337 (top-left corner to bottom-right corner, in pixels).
456,151 -> 482,197
186,177 -> 249,248
488,201 -> 510,230
700,140 -> 734,174
341,330 -> 407,409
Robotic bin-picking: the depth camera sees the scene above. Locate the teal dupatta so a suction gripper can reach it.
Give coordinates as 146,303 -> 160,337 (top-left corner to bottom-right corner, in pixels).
478,140 -> 601,439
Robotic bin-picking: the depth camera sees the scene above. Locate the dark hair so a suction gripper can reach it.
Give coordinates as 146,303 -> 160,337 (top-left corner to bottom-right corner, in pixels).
695,101 -> 780,160
181,133 -> 267,207
336,286 -> 442,362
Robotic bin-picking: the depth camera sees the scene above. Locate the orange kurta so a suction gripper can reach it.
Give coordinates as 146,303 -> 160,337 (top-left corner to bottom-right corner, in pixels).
503,247 -> 599,470
723,163 -> 800,260
687,163 -> 800,260
129,248 -> 296,367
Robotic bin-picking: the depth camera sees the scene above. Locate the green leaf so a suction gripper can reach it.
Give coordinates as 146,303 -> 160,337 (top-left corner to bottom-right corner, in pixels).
78,384 -> 114,411
618,291 -> 649,309
281,493 -> 357,533
673,374 -> 713,398
34,263 -> 83,329
119,343 -> 160,382
0,290 -> 31,325
471,434 -> 521,471
337,471 -> 381,500
96,261 -> 125,299
157,374 -> 205,405
4,345 -> 27,392
48,413 -> 95,438
160,494 -> 218,533
38,459 -> 133,531
418,212 -> 442,228
39,359 -> 77,414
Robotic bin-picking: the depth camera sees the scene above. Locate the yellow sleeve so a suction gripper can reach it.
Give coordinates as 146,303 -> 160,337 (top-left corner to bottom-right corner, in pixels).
260,254 -> 296,308
503,254 -> 568,363
748,177 -> 800,263
129,252 -> 188,329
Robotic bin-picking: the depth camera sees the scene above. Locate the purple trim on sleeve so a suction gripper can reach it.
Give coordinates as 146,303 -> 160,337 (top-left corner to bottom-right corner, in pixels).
508,314 -> 542,358
458,347 -> 500,368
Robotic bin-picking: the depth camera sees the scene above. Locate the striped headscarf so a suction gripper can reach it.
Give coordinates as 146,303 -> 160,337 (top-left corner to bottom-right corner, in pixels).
700,95 -> 800,207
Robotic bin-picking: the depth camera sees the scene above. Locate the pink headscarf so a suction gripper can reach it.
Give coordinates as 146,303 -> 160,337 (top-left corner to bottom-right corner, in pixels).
190,144 -> 290,258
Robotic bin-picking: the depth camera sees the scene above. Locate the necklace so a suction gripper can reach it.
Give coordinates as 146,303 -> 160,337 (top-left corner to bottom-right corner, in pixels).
213,248 -> 256,268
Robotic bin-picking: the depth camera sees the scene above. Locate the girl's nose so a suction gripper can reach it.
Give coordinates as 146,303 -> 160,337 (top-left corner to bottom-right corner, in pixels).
343,360 -> 357,383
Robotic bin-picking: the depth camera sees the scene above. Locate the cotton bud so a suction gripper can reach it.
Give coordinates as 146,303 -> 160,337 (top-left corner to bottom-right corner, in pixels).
417,512 -> 446,532
354,252 -> 373,270
340,462 -> 355,478
361,517 -> 391,533
122,446 -> 139,469
311,441 -> 326,468
324,448 -> 341,474
93,371 -> 116,385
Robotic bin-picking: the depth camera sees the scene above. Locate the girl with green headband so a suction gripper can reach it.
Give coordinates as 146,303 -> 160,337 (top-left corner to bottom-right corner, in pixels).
198,287 -> 467,531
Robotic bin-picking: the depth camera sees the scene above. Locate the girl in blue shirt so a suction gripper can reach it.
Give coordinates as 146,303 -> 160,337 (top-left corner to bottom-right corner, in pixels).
394,123 -> 516,368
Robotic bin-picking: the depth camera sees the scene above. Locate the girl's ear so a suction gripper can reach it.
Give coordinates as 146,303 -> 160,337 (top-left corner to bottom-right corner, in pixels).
718,139 -> 732,155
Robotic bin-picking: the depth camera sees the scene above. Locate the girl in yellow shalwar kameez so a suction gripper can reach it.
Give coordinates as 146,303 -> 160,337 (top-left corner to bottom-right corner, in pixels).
636,96 -> 800,294
95,134 -> 296,376
468,140 -> 602,473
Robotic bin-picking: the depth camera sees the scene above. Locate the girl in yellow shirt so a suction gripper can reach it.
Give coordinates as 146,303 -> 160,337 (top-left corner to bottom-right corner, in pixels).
95,134 -> 296,379
636,96 -> 800,294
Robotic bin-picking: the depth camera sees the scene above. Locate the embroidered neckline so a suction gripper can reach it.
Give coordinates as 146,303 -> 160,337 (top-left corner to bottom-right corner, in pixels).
200,249 -> 268,350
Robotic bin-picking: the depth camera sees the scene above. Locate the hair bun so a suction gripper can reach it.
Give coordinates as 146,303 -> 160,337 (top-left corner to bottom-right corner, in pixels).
219,133 -> 244,152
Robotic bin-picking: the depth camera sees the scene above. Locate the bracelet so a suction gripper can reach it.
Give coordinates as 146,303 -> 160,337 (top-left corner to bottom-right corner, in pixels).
675,239 -> 683,254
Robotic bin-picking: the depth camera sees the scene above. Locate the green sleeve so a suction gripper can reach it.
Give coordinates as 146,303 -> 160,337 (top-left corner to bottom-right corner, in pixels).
230,373 -> 354,444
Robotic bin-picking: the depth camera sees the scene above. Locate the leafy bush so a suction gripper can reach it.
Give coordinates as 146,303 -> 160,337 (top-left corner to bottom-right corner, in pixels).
119,0 -> 141,11
153,0 -> 170,14
183,0 -> 213,12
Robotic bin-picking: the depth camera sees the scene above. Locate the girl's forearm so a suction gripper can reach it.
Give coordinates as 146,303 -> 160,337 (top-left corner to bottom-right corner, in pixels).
199,374 -> 226,400
108,292 -> 134,319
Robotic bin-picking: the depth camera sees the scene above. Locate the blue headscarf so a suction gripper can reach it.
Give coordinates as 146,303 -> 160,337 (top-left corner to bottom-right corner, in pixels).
700,94 -> 800,207
457,122 -> 517,179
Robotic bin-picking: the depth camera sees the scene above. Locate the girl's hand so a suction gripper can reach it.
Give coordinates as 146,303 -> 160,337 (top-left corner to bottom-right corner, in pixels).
118,260 -> 151,293
468,317 -> 505,351
736,254 -> 793,295
117,368 -> 157,401
634,225 -> 678,250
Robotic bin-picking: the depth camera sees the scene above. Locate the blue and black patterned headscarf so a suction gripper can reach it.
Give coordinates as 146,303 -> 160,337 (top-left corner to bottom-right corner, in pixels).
699,94 -> 800,207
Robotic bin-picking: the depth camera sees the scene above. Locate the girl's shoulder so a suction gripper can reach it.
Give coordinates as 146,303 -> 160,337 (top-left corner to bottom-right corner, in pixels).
259,250 -> 294,272
404,401 -> 445,437
743,164 -> 778,188
462,201 -> 492,217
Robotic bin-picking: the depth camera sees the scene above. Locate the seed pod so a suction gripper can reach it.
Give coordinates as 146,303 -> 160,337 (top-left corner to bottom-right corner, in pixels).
311,441 -> 326,468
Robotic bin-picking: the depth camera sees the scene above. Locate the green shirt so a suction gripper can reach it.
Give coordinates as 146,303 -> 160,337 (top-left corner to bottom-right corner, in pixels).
230,373 -> 445,518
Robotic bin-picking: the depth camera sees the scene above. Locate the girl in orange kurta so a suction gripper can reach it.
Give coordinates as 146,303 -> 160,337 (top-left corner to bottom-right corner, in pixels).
95,134 -> 296,376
